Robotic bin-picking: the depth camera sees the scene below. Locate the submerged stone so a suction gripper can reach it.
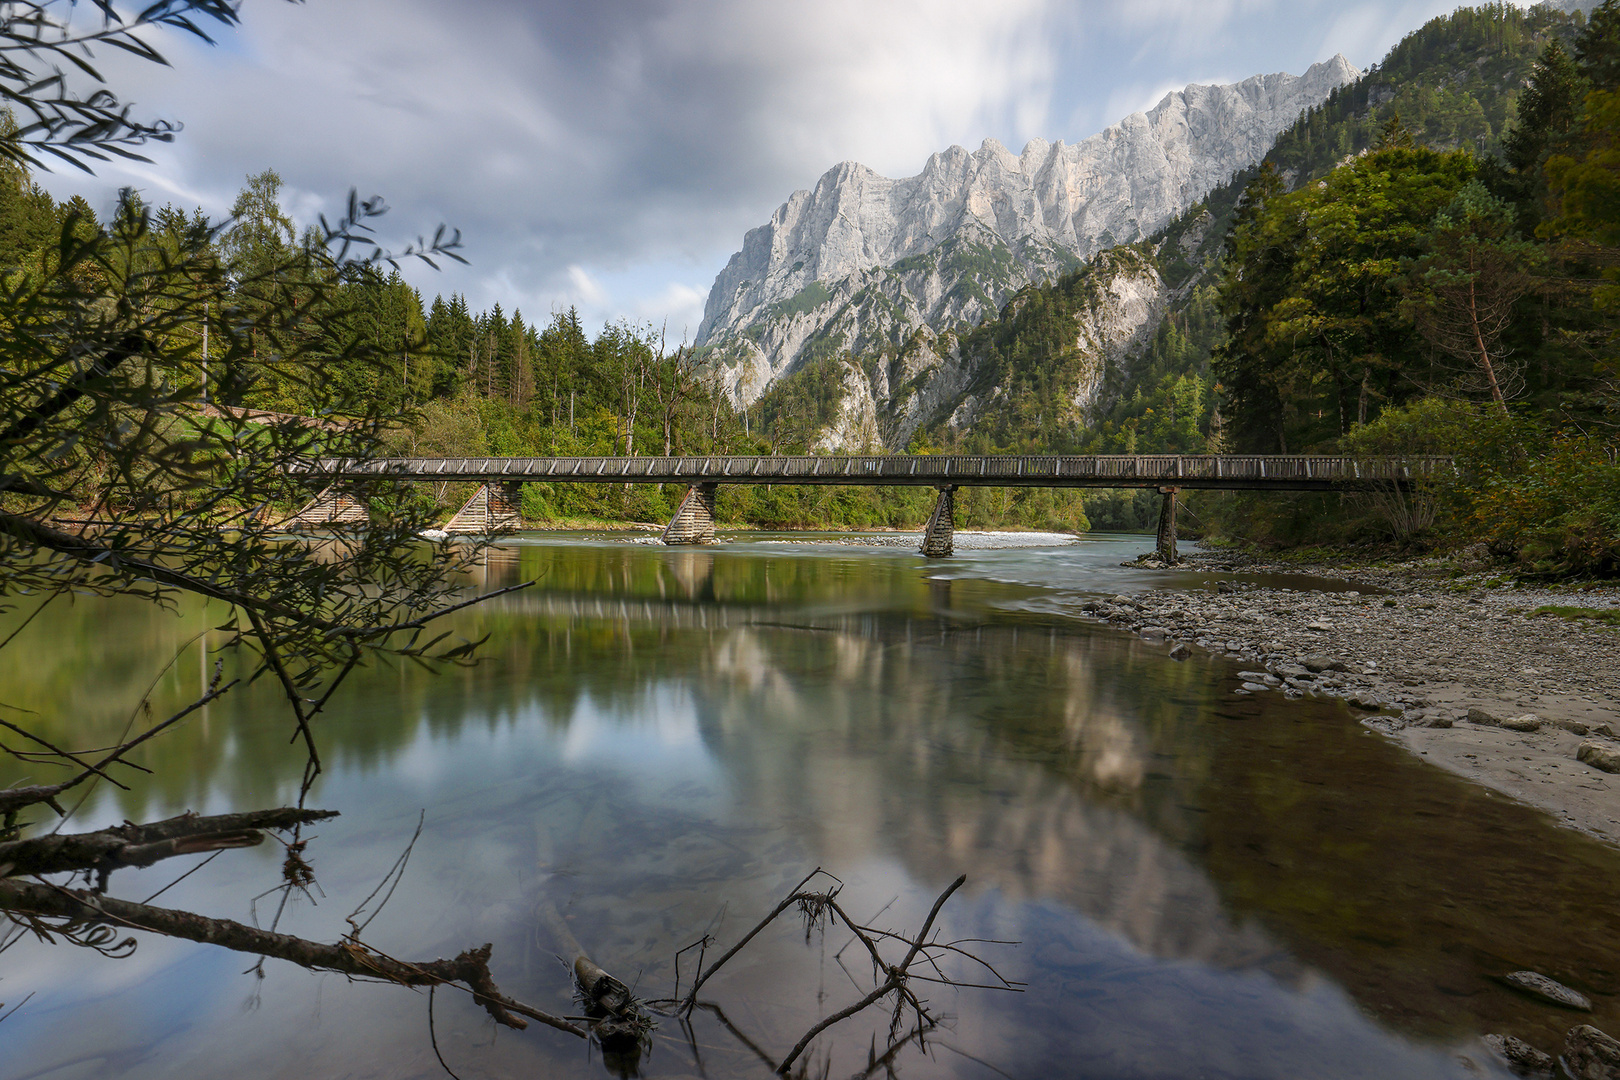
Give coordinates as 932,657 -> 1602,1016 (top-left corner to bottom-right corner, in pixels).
1499,970 -> 1592,1011
1481,1034 -> 1555,1076
1563,1025 -> 1620,1080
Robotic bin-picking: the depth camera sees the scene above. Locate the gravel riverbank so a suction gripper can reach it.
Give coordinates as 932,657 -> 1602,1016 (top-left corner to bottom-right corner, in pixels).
1086,550 -> 1620,847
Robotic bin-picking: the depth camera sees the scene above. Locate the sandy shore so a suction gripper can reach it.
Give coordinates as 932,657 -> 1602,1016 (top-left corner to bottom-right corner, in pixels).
1088,551 -> 1620,848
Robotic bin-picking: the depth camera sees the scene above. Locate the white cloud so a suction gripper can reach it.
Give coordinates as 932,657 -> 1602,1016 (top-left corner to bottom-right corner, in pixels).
24,0 -> 1505,333
631,282 -> 707,343
565,265 -> 607,309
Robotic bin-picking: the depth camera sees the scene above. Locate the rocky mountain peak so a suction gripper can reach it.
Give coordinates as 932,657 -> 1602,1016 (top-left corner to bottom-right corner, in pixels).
698,55 -> 1360,407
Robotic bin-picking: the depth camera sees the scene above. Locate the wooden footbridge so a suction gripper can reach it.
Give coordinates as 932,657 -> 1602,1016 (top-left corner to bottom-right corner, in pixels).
285,454 -> 1451,559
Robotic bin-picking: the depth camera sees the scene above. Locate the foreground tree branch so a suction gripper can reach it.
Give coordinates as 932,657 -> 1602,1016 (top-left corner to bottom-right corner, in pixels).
0,675 -> 238,823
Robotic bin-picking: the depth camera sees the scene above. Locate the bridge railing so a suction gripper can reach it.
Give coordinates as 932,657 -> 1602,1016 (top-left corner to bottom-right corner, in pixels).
294,454 -> 1455,488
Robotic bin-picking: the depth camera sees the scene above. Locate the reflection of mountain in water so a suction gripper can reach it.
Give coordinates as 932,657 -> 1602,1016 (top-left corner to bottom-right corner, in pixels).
689,621 -> 1291,973
15,539 -> 1619,1050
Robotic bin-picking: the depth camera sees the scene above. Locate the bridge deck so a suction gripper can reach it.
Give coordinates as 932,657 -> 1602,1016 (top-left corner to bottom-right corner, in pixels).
301,454 -> 1450,492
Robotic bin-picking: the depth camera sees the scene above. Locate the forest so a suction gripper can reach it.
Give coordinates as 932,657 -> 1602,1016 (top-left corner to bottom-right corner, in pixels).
1208,0 -> 1619,573
2,2 -> 1615,563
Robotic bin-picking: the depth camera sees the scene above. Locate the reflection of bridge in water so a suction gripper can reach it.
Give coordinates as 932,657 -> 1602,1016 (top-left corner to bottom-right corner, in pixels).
291,454 -> 1452,559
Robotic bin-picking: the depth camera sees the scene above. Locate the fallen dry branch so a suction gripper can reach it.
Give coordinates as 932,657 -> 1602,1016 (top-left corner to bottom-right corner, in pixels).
0,808 -> 337,879
775,875 -> 966,1075
0,878 -> 585,1037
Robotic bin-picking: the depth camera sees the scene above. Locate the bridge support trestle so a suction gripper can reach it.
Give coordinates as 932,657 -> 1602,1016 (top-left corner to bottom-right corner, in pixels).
663,483 -> 718,545
1156,486 -> 1180,563
920,486 -> 956,558
284,485 -> 368,529
444,482 -> 523,534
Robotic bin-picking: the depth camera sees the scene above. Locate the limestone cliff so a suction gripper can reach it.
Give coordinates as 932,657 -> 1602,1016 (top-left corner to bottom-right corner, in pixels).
699,55 -> 1359,406
811,249 -> 1166,452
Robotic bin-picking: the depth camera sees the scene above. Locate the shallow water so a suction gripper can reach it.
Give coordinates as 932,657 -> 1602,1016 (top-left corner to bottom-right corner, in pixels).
2,533 -> 1615,1079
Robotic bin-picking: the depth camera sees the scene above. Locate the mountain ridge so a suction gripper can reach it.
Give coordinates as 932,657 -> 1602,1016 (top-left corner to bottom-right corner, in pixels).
698,55 -> 1361,404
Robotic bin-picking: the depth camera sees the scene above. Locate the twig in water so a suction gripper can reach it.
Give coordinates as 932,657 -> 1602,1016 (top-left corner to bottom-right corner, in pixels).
428,986 -> 466,1080
346,810 -> 425,937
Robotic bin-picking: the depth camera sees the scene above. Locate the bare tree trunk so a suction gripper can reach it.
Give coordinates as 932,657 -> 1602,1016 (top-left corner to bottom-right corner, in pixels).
1468,278 -> 1508,411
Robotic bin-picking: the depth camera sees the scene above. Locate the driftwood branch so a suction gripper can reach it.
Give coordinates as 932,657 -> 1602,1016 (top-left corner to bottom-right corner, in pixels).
0,808 -> 337,878
0,878 -> 585,1037
675,866 -> 829,1014
535,895 -> 655,1056
654,870 -> 1009,1076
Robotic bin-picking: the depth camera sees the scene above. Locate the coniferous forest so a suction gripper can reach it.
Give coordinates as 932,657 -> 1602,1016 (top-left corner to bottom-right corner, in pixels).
2,3 -> 1616,566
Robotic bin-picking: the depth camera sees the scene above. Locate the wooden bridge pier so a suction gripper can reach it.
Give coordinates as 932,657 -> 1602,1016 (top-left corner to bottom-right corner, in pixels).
920,486 -> 956,558
1156,486 -> 1179,563
444,482 -> 523,534
283,485 -> 368,529
663,483 -> 718,545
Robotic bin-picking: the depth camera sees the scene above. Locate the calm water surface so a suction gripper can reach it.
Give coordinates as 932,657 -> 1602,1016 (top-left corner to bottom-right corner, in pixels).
2,532 -> 1616,1080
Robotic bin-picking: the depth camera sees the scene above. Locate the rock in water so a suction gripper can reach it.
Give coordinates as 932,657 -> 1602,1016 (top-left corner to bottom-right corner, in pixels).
1482,1034 -> 1556,1076
1168,643 -> 1190,661
1564,1025 -> 1620,1079
1499,971 -> 1592,1011
1578,743 -> 1620,774
1467,708 -> 1502,725
1501,714 -> 1543,732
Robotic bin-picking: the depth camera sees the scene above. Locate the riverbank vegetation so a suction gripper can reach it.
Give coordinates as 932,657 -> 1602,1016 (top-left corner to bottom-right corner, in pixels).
1203,1 -> 1620,575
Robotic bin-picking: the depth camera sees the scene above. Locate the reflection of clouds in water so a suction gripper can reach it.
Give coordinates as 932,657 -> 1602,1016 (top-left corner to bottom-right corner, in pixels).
559,687 -> 715,779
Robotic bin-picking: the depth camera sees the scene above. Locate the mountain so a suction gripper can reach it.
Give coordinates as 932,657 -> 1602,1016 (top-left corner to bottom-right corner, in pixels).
738,2 -> 1597,467
697,55 -> 1360,405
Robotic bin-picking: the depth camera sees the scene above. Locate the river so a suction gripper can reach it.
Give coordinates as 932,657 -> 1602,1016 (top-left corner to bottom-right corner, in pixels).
2,532 -> 1615,1079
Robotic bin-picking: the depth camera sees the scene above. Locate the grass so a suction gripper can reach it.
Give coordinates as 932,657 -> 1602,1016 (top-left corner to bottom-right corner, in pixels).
1531,605 -> 1620,628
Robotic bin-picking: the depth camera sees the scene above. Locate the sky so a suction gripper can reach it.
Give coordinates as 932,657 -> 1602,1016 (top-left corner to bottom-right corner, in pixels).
35,0 -> 1508,342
